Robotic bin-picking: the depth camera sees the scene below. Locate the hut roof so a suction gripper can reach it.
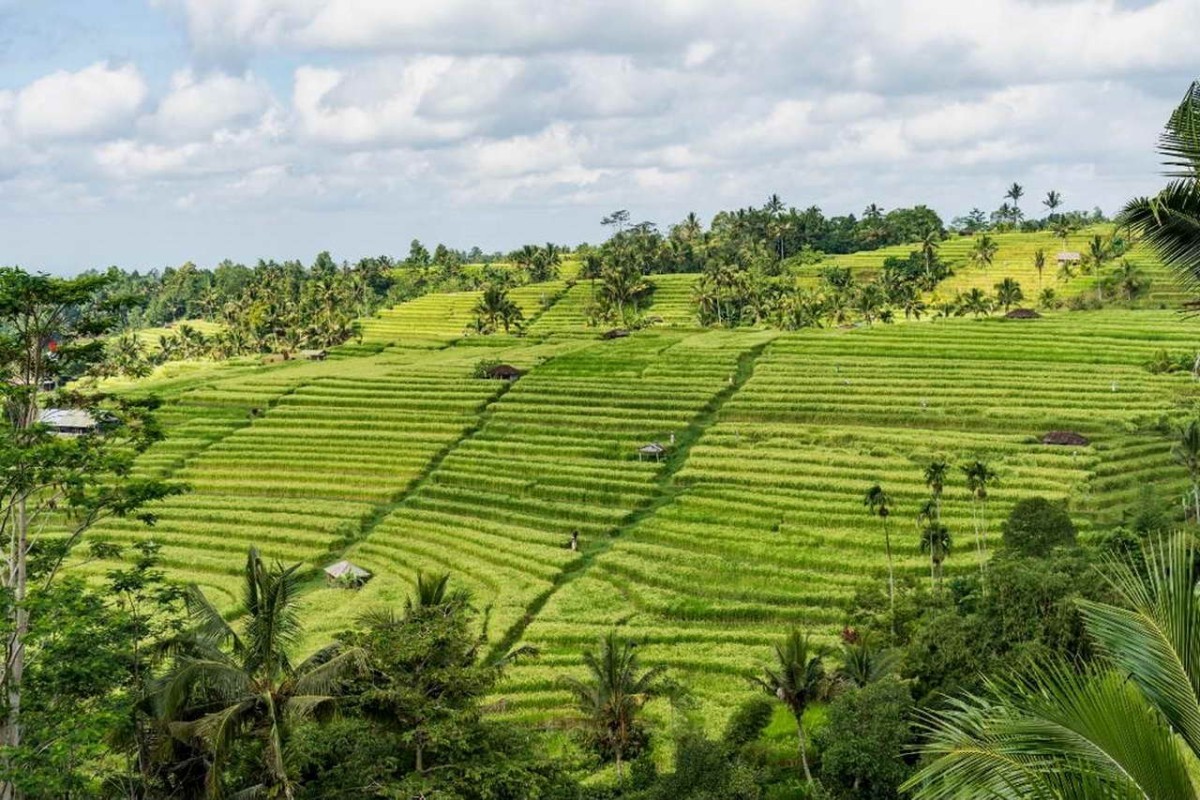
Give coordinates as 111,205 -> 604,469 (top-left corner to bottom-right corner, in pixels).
324,560 -> 371,580
300,349 -> 327,360
1042,430 -> 1090,446
1056,251 -> 1082,262
38,408 -> 98,432
638,442 -> 666,455
1005,308 -> 1042,319
485,364 -> 522,379
602,328 -> 630,340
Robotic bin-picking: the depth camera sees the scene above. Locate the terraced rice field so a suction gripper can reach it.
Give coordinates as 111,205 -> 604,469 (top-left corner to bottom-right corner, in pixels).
825,227 -> 1187,307
79,279 -> 1200,728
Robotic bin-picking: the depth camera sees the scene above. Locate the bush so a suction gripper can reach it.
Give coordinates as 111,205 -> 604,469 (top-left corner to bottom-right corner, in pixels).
1001,497 -> 1077,556
471,358 -> 502,379
723,695 -> 775,748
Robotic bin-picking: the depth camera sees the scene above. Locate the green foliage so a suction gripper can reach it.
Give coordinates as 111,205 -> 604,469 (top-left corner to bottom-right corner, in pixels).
723,695 -> 775,749
815,677 -> 913,800
1001,497 -> 1078,556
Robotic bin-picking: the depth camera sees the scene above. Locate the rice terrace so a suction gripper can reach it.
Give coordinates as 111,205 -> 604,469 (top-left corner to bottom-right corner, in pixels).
4,3 -> 1200,798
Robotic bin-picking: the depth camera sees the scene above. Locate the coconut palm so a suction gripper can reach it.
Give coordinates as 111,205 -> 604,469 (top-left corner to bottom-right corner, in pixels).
906,535 -> 1200,799
962,460 -> 998,586
863,484 -> 896,636
960,287 -> 993,318
837,634 -> 899,689
924,459 -> 949,521
158,549 -> 362,799
919,228 -> 942,288
1005,182 -> 1025,220
561,632 -> 667,786
970,235 -> 1000,272
1173,419 -> 1200,524
751,629 -> 829,786
1113,258 -> 1149,302
1119,81 -> 1200,294
471,283 -> 524,334
1053,218 -> 1075,253
1043,189 -> 1063,219
1034,248 -> 1047,291
994,277 -> 1024,311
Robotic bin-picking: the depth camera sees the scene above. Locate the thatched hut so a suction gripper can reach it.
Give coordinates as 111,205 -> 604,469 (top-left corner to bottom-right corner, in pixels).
1056,251 -> 1082,265
38,408 -> 99,436
602,329 -> 630,340
638,442 -> 666,462
324,560 -> 372,588
1005,308 -> 1041,319
1042,431 -> 1090,447
484,364 -> 522,381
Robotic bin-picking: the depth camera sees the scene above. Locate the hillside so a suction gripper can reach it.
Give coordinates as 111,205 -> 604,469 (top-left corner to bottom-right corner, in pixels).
77,261 -> 1200,724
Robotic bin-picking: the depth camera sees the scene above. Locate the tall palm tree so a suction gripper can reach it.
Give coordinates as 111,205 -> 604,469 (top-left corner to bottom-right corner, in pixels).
1119,81 -> 1200,294
863,484 -> 896,636
918,520 -> 952,591
970,235 -> 1000,272
1113,258 -> 1149,302
906,535 -> 1200,799
158,549 -> 362,799
919,228 -> 942,288
960,287 -> 993,318
924,459 -> 948,521
1052,218 -> 1075,254
1174,419 -> 1200,524
751,630 -> 829,786
994,277 -> 1024,311
1034,248 -> 1047,291
561,632 -> 666,786
962,460 -> 998,587
837,634 -> 899,689
1005,182 -> 1025,221
1043,189 -> 1063,219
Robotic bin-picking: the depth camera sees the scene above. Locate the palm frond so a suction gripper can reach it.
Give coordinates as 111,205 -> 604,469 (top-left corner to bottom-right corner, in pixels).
282,694 -> 339,725
293,647 -> 367,696
159,657 -> 252,720
1119,182 -> 1200,291
1159,80 -> 1200,178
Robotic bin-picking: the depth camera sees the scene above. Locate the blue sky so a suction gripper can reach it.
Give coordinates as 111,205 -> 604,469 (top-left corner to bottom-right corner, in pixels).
0,0 -> 1195,274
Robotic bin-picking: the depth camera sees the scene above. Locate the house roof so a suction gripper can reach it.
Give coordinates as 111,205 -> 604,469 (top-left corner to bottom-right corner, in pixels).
39,408 -> 98,430
1056,251 -> 1082,261
638,442 -> 666,454
1042,430 -> 1090,446
324,560 -> 371,579
486,364 -> 522,377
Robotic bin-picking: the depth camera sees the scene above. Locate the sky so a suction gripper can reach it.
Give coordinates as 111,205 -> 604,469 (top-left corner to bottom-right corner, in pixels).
0,0 -> 1195,274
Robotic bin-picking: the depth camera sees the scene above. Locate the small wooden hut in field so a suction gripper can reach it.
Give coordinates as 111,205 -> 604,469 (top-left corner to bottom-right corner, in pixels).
638,442 -> 666,462
1056,252 -> 1082,265
1042,431 -> 1090,447
300,349 -> 328,361
324,560 -> 372,588
38,408 -> 99,436
484,364 -> 522,381
1005,308 -> 1041,319
602,329 -> 630,340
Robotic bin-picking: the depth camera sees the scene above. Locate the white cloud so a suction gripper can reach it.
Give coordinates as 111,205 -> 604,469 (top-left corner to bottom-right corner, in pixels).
14,62 -> 146,140
141,70 -> 273,141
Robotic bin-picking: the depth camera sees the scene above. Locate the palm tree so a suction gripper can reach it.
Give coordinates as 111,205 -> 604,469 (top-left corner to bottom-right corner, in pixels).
1033,248 -> 1047,291
1174,419 -> 1200,524
471,284 -> 524,334
918,520 -> 952,591
751,630 -> 829,786
960,287 -> 993,318
1113,258 -> 1149,302
924,459 -> 948,521
970,235 -> 999,272
919,228 -> 941,288
1052,218 -> 1074,254
962,460 -> 998,586
1118,81 -> 1200,294
863,484 -> 896,636
837,634 -> 898,689
1005,183 -> 1024,218
994,277 -> 1024,311
1042,189 -> 1062,219
906,536 -> 1200,799
159,549 -> 362,799
561,632 -> 666,786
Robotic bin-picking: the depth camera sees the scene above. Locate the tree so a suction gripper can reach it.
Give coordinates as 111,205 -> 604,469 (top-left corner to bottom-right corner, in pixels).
1052,218 -> 1074,253
1043,189 -> 1062,219
960,287 -> 993,317
1001,497 -> 1077,556
750,629 -> 828,786
0,269 -> 181,799
1113,258 -> 1149,302
919,228 -> 942,287
993,277 -> 1024,311
962,460 -> 998,586
906,536 -> 1200,799
969,235 -> 999,272
1033,248 -> 1047,291
863,484 -> 896,636
1005,182 -> 1025,221
158,549 -> 362,799
816,677 -> 913,799
471,284 -> 524,334
561,632 -> 666,786
1174,419 -> 1200,524
1118,81 -> 1200,295
837,633 -> 899,689
919,521 -> 952,591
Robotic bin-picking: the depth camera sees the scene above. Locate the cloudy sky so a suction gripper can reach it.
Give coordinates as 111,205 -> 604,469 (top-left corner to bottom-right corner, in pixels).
0,0 -> 1194,273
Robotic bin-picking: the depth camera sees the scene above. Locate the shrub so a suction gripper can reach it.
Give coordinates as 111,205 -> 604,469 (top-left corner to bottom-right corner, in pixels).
723,695 -> 775,748
815,677 -> 913,799
1001,497 -> 1077,556
471,358 -> 502,379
